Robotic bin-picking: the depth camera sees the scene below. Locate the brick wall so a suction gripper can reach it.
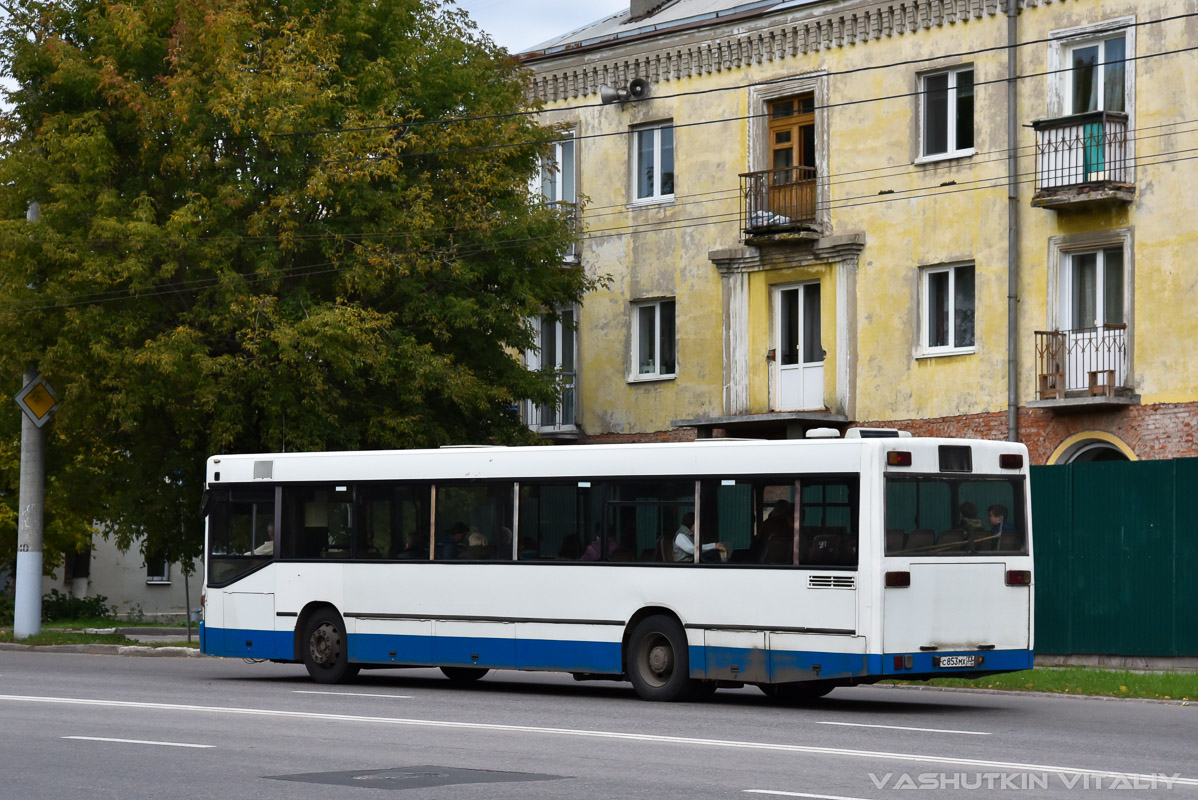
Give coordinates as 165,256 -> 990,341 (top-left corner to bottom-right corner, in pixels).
858,401 -> 1198,464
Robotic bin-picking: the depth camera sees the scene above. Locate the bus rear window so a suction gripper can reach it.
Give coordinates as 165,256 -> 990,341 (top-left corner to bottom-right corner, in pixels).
885,476 -> 1026,556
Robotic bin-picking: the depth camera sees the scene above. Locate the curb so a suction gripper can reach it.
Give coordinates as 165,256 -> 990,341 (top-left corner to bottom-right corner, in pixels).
0,642 -> 205,658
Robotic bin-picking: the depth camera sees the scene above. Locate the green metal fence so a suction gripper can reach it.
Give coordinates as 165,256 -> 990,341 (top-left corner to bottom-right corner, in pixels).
1030,458 -> 1198,657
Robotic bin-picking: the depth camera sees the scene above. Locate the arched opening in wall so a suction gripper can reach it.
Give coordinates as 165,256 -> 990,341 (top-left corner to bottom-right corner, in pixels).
1061,440 -> 1131,464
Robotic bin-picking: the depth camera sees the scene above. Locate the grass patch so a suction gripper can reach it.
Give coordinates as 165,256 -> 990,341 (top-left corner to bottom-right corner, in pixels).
0,630 -> 131,646
888,667 -> 1197,701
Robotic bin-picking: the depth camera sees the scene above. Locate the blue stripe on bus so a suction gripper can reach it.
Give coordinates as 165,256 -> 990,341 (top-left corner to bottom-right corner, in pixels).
201,627 -> 292,660
203,626 -> 1032,682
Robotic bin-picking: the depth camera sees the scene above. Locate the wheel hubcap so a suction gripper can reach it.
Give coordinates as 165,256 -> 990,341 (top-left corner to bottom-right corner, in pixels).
640,633 -> 674,687
310,622 -> 340,668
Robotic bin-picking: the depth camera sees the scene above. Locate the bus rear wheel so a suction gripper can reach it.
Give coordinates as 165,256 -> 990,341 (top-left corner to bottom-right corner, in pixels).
627,615 -> 695,701
302,608 -> 360,684
440,666 -> 490,683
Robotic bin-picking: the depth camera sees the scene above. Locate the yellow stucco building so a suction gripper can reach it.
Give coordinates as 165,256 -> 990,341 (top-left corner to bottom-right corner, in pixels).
520,0 -> 1198,465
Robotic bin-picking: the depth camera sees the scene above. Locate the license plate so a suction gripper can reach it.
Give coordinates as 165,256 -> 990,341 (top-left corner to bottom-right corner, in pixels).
935,655 -> 979,668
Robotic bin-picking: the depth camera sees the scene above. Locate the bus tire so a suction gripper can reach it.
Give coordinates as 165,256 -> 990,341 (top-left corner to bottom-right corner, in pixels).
440,666 -> 490,683
302,608 -> 360,684
759,682 -> 834,704
627,615 -> 694,702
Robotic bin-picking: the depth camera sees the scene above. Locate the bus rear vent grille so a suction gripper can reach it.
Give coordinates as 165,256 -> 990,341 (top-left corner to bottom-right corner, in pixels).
808,575 -> 856,589
253,461 -> 273,479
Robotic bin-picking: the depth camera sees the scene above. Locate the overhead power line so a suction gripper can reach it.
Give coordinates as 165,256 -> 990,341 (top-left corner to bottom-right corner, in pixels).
5,148 -> 1196,314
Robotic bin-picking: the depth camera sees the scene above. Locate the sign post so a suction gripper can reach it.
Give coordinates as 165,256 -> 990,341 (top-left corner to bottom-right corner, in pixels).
13,371 -> 57,639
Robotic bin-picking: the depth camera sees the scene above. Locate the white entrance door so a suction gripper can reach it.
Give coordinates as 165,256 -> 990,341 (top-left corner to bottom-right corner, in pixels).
1061,248 -> 1125,390
774,282 -> 824,411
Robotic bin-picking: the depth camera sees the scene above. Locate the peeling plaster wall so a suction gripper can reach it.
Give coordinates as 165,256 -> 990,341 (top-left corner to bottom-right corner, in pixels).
526,0 -> 1198,445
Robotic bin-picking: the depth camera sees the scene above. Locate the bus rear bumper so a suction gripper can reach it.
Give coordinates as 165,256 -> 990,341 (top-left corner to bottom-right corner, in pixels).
874,648 -> 1034,678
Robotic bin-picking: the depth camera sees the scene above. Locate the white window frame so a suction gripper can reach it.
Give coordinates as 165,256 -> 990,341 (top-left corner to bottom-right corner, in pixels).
917,66 -> 975,163
630,298 -> 676,381
918,263 -> 976,358
1046,17 -> 1135,120
525,308 -> 578,435
1063,35 -> 1127,116
631,121 -> 674,204
1047,229 -> 1134,333
537,131 -> 578,261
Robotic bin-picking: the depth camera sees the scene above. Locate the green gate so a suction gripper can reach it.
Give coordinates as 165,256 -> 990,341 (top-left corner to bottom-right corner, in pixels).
1030,458 -> 1198,657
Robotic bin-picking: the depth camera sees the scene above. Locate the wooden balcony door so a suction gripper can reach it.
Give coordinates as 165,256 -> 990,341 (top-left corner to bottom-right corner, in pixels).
773,282 -> 823,411
768,95 -> 816,222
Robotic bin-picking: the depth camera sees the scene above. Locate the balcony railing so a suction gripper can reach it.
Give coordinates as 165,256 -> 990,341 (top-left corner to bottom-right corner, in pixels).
740,166 -> 817,236
1035,325 -> 1127,400
1033,111 -> 1133,207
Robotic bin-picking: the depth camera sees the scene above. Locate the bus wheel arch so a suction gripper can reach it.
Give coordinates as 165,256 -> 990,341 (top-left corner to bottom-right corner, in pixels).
623,608 -> 695,702
297,604 -> 360,684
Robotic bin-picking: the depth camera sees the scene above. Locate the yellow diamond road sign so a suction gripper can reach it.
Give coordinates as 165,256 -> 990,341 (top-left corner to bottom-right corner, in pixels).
15,375 -> 58,428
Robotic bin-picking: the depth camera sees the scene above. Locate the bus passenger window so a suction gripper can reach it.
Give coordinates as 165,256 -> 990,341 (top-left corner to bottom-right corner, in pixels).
435,483 -> 514,560
605,481 -> 694,563
357,484 -> 430,560
281,485 -> 353,559
518,482 -> 594,561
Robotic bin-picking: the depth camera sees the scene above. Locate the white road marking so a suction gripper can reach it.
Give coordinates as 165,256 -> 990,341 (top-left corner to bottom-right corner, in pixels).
745,791 -> 872,800
2,695 -> 1191,788
817,721 -> 990,736
63,735 -> 214,749
294,691 -> 413,699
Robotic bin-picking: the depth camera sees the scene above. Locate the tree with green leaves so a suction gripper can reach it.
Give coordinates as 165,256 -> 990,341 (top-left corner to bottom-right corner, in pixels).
0,0 -> 589,579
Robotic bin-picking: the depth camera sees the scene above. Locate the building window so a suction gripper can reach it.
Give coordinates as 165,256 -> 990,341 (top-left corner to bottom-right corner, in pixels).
921,67 -> 974,159
632,121 -> 674,202
633,299 -> 676,379
1062,248 -> 1124,330
526,309 -> 577,433
146,555 -> 170,584
1067,35 -> 1125,115
921,264 -> 975,354
540,134 -> 577,259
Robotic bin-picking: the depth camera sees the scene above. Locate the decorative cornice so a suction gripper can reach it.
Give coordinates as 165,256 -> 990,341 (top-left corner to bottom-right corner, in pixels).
527,0 -> 1072,104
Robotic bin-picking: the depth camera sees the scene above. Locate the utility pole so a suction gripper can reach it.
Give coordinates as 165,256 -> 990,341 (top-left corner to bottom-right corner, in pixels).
13,369 -> 52,638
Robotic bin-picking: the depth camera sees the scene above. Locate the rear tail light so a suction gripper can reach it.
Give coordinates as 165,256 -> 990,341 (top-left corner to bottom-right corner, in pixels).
885,571 -> 911,588
1000,453 -> 1024,469
1006,570 -> 1032,586
887,451 -> 912,467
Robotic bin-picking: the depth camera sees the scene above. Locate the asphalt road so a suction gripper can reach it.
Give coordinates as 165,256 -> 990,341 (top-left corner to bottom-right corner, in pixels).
0,650 -> 1194,799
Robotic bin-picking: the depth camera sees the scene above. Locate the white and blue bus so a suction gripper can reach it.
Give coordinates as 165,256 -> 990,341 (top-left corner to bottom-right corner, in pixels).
199,434 -> 1034,701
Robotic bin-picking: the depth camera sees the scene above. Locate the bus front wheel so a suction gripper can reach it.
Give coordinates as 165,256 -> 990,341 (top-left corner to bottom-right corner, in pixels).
302,608 -> 360,684
627,615 -> 694,702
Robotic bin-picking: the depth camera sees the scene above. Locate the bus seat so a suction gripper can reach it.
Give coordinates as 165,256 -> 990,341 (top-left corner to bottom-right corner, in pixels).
997,531 -> 1022,552
905,529 -> 935,551
886,529 -> 905,552
937,529 -> 968,552
806,534 -> 841,565
759,535 -> 793,564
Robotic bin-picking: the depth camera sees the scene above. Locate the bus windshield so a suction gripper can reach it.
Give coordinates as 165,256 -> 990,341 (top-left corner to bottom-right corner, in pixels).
884,475 -> 1027,556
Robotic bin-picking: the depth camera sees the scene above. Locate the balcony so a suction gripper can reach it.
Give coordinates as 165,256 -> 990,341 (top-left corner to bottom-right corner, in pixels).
740,166 -> 819,241
1033,326 -> 1137,410
1032,111 -> 1134,210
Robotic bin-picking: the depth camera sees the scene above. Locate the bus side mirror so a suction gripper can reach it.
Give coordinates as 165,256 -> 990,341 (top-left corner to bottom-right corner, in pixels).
200,489 -> 212,518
